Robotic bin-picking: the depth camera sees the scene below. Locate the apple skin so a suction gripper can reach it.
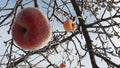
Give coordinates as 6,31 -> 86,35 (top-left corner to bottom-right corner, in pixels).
60,63 -> 66,68
12,7 -> 52,50
63,19 -> 77,32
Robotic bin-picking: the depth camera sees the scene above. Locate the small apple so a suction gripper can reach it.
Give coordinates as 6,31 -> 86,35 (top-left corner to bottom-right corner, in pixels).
60,63 -> 66,68
12,7 -> 52,50
63,19 -> 77,32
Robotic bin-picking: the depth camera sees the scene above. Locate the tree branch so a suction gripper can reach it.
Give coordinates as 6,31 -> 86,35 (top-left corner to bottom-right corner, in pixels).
34,0 -> 39,8
94,52 -> 120,68
87,14 -> 120,27
70,0 -> 99,68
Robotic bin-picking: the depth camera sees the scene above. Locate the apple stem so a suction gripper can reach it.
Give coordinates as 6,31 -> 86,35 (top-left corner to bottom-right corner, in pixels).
73,16 -> 83,23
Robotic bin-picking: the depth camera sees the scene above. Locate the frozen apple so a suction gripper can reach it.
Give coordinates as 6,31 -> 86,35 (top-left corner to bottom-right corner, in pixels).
63,19 -> 77,32
12,7 -> 52,50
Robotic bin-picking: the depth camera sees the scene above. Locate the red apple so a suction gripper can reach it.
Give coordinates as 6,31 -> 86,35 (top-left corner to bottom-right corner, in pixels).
60,63 -> 66,68
12,7 -> 52,50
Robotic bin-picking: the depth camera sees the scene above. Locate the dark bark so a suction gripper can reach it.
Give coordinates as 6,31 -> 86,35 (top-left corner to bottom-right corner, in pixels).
70,0 -> 99,68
